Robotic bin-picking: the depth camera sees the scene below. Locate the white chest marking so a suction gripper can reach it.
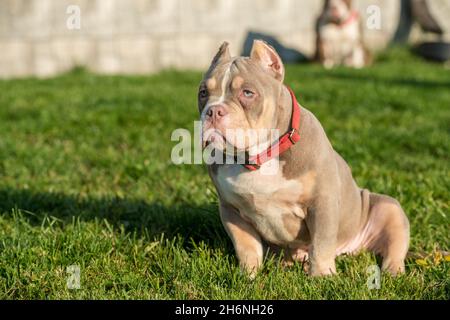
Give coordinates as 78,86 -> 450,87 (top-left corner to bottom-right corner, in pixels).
201,61 -> 233,120
216,159 -> 306,244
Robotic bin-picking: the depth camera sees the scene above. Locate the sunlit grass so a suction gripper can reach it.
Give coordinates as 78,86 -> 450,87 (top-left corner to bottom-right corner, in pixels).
0,48 -> 448,299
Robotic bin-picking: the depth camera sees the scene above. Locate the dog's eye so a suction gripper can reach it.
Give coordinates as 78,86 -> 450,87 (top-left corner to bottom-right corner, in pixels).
242,89 -> 254,98
199,89 -> 208,99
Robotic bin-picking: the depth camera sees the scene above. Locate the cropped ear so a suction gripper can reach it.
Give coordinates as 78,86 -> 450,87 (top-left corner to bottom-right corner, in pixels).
208,42 -> 231,71
250,40 -> 284,82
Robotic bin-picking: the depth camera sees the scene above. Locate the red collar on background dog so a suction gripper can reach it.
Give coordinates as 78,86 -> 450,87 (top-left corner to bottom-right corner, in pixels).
339,11 -> 359,28
243,86 -> 301,171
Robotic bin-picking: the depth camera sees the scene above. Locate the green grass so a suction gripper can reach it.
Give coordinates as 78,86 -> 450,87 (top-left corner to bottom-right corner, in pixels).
0,48 -> 449,299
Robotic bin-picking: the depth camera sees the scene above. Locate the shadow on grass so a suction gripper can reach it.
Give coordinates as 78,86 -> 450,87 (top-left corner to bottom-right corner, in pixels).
0,188 -> 230,251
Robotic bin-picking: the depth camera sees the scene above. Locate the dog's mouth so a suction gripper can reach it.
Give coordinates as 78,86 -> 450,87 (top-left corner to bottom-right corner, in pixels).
203,132 -> 239,154
202,129 -> 251,157
203,130 -> 225,148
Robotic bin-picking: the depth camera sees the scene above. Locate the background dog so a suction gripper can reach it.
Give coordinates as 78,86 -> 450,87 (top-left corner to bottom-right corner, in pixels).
315,0 -> 372,68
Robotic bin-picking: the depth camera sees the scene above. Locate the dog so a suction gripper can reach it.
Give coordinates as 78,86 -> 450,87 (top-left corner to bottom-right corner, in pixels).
198,40 -> 409,277
315,0 -> 371,68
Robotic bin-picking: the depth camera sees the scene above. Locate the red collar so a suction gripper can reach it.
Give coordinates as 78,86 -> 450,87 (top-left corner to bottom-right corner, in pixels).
339,11 -> 359,28
243,86 -> 301,171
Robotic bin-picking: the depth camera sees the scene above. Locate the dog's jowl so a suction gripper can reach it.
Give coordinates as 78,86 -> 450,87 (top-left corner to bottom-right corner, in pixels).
198,40 -> 409,277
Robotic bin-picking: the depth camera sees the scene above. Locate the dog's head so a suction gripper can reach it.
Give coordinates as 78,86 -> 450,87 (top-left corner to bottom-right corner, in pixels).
321,0 -> 353,24
198,41 -> 285,154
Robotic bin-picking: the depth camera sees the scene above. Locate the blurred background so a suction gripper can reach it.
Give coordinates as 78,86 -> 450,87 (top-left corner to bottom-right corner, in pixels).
1,0 -> 449,78
0,0 -> 449,300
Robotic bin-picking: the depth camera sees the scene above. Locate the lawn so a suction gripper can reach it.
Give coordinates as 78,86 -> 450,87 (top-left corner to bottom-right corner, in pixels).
0,48 -> 448,299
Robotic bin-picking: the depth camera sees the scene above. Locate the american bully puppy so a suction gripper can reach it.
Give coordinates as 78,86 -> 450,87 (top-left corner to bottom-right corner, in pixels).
315,0 -> 371,68
199,41 -> 409,277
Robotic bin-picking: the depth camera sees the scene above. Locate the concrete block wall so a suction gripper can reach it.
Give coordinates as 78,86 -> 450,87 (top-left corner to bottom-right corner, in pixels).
0,0 -> 449,78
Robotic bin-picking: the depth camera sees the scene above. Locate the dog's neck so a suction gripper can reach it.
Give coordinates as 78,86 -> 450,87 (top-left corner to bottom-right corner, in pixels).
336,10 -> 358,27
275,85 -> 295,140
242,85 -> 293,158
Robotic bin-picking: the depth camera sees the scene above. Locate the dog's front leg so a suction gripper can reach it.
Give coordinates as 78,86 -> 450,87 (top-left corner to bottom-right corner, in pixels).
307,198 -> 339,276
219,203 -> 263,278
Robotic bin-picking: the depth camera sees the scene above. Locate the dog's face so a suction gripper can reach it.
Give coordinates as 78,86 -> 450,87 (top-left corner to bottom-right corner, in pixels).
322,0 -> 353,24
198,41 -> 284,154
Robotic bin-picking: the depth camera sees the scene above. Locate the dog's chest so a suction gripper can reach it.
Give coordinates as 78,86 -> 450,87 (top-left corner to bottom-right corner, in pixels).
214,160 -> 308,244
321,22 -> 360,53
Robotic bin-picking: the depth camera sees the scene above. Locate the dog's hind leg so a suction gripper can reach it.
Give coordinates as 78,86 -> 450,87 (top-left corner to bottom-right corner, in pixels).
364,193 -> 410,275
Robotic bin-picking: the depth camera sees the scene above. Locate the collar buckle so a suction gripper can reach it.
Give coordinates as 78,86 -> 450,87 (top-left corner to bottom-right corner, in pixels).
288,128 -> 297,144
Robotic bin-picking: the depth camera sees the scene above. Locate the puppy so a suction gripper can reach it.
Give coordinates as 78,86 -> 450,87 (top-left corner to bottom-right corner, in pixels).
315,0 -> 371,68
199,41 -> 409,277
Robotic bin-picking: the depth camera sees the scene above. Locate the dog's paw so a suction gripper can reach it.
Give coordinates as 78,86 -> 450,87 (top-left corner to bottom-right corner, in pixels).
240,264 -> 259,280
309,263 -> 337,277
382,260 -> 405,276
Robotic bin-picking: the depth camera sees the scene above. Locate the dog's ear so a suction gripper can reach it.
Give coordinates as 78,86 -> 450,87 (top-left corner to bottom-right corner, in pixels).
322,0 -> 331,10
250,40 -> 285,82
209,42 -> 231,68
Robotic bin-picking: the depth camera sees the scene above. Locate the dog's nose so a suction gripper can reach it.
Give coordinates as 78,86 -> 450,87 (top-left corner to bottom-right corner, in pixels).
206,105 -> 228,119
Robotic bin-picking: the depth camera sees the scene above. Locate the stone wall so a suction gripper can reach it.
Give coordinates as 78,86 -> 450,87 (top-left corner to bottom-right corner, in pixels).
0,0 -> 449,78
